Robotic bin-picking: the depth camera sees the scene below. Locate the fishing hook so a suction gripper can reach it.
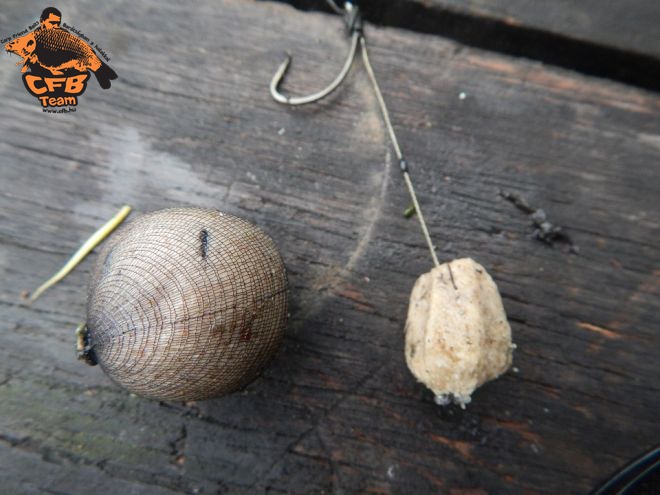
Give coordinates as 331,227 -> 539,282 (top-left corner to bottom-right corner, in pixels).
269,1 -> 363,106
268,0 -> 443,269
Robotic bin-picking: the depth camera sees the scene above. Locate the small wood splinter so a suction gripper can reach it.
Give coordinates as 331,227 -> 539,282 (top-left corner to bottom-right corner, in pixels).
28,205 -> 132,303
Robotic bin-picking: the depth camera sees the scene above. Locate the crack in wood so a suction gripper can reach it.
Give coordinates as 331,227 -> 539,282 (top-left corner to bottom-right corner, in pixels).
274,0 -> 660,92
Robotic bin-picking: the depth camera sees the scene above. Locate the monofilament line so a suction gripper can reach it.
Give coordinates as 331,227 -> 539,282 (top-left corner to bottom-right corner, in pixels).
359,37 -> 440,268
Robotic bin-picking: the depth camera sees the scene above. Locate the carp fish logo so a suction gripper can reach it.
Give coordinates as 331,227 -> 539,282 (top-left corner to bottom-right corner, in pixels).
3,7 -> 117,112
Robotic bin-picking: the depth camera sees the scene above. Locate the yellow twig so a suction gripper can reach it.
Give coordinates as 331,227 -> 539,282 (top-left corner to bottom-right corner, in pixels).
29,205 -> 132,303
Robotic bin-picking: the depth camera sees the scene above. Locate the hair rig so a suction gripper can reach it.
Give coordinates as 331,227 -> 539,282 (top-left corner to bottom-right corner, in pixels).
269,0 -> 516,408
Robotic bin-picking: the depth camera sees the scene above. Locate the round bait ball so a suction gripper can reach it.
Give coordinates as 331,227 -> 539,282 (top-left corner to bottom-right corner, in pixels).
83,208 -> 288,401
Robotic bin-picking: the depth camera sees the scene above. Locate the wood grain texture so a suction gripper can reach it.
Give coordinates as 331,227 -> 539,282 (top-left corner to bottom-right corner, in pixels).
391,0 -> 660,60
0,0 -> 659,493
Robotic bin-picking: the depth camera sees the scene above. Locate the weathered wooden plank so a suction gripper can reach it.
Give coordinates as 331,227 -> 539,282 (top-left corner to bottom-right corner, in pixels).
426,0 -> 660,59
355,0 -> 660,60
286,0 -> 660,91
0,0 -> 659,494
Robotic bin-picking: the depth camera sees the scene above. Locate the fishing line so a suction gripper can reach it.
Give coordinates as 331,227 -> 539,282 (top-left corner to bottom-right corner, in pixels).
359,36 -> 440,268
270,0 -> 442,270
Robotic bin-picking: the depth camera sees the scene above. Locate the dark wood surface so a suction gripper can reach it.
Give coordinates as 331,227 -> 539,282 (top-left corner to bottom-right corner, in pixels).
1,0 -> 658,494
287,0 -> 660,92
412,0 -> 660,59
